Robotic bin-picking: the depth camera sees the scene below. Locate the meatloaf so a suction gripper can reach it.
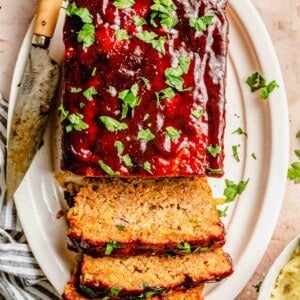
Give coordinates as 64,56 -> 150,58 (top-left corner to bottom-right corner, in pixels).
60,0 -> 228,177
63,261 -> 205,299
66,177 -> 225,256
63,248 -> 232,299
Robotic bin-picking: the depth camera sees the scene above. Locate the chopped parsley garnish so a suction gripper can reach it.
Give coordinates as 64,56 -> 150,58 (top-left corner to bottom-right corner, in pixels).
246,72 -> 279,99
123,154 -> 133,167
83,86 -> 97,100
150,0 -> 178,30
105,240 -> 123,255
137,128 -> 155,141
110,287 -> 121,296
116,225 -> 125,231
178,56 -> 191,74
166,126 -> 181,141
224,178 -> 250,203
78,285 -> 98,298
114,141 -> 133,167
66,113 -> 89,132
133,15 -> 147,26
206,168 -> 223,175
207,144 -> 221,158
91,67 -> 97,77
165,66 -> 184,91
189,15 -> 213,32
232,145 -> 240,162
118,83 -> 141,118
164,57 -> 191,91
136,31 -> 166,54
287,132 -> 300,183
139,77 -> 151,91
113,0 -> 135,9
115,28 -> 131,40
251,152 -> 257,160
253,281 -> 262,293
232,127 -> 248,138
114,140 -> 124,157
78,23 -> 96,48
58,104 -> 69,121
99,160 -> 120,176
70,87 -> 82,93
191,108 -> 204,119
176,242 -> 191,253
151,36 -> 167,55
65,2 -> 93,24
217,206 -> 229,217
143,161 -> 152,173
139,283 -> 166,298
156,87 -> 175,100
99,116 -> 128,132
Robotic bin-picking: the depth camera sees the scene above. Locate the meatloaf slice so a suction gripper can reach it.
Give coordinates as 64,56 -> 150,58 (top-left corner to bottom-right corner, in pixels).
62,248 -> 232,299
63,261 -> 205,299
66,177 -> 225,256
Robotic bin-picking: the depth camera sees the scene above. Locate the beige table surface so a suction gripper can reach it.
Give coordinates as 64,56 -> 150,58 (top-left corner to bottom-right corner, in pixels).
0,1 -> 299,299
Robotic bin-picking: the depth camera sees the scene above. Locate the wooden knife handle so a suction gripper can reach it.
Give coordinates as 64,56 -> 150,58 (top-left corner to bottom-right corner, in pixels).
33,0 -> 62,38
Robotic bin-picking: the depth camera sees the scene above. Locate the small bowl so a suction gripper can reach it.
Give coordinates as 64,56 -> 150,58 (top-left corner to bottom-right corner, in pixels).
258,234 -> 300,299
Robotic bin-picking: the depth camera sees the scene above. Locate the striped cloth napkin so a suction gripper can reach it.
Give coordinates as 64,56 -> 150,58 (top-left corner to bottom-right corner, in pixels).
0,95 -> 60,300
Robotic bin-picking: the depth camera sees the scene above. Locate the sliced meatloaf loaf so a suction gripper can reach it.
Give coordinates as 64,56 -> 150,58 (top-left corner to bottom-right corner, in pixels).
66,177 -> 225,256
62,247 -> 232,299
63,261 -> 205,299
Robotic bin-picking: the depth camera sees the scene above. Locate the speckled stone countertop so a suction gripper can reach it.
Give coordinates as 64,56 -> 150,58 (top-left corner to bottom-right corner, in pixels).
0,1 -> 300,299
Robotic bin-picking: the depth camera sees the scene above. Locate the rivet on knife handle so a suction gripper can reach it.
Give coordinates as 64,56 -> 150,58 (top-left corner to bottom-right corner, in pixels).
32,0 -> 62,48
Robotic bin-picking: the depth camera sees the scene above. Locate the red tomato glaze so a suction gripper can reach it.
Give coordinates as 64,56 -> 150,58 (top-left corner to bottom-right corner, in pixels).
61,0 -> 228,177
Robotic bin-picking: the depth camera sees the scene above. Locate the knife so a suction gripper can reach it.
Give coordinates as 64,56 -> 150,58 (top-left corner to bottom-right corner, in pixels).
6,0 -> 62,198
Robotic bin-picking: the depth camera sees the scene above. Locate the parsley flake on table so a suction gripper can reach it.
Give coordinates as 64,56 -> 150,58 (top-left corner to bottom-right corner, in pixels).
207,144 -> 221,158
78,23 -> 95,48
246,72 -> 279,99
83,86 -> 97,100
99,116 -> 128,132
224,178 -> 250,203
189,15 -> 213,32
232,145 -> 240,162
113,0 -> 135,9
287,131 -> 300,184
232,127 -> 248,138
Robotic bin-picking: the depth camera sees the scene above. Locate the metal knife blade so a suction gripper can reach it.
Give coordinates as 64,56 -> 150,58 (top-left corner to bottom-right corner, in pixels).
6,0 -> 62,198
